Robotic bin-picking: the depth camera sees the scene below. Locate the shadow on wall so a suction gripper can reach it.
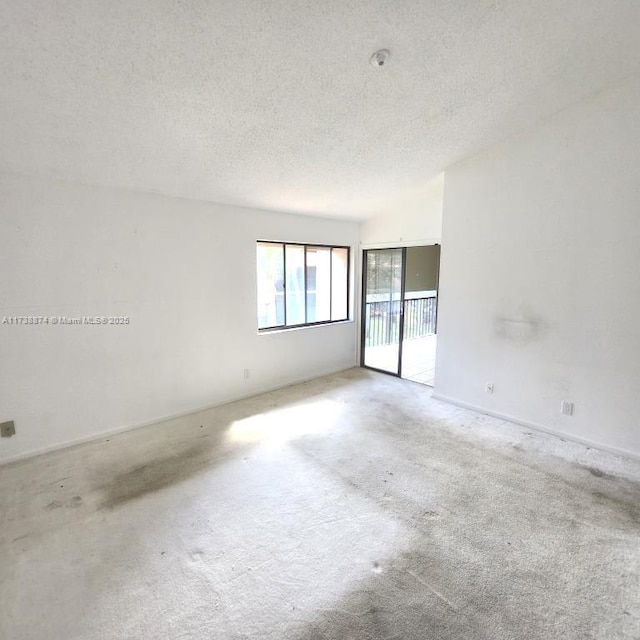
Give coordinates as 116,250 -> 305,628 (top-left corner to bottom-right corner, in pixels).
493,302 -> 547,345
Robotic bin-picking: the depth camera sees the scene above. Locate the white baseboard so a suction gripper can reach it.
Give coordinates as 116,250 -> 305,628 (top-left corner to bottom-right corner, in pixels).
0,363 -> 356,466
431,392 -> 640,463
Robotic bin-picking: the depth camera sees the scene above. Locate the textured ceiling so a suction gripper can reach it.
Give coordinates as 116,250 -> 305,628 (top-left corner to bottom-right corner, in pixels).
1,1 -> 639,219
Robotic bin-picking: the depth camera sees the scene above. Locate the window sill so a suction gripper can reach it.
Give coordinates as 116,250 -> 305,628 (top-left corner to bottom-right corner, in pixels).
257,319 -> 354,336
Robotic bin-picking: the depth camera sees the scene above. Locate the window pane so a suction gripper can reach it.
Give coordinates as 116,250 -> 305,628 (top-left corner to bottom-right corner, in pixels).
256,243 -> 284,329
285,245 -> 305,325
331,248 -> 348,320
363,248 -> 403,373
257,241 -> 349,330
306,247 -> 331,323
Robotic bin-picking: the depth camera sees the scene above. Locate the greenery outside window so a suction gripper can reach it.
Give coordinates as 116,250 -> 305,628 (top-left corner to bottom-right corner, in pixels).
257,241 -> 350,330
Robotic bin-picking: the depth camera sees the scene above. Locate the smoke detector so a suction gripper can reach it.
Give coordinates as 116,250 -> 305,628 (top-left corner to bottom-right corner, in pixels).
370,49 -> 390,67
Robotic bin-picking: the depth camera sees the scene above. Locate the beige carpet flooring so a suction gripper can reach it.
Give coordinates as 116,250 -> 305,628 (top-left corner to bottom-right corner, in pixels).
1,368 -> 639,639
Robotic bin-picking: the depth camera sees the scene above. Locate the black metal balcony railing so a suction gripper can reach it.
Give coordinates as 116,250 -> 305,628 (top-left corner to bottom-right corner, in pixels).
364,296 -> 436,347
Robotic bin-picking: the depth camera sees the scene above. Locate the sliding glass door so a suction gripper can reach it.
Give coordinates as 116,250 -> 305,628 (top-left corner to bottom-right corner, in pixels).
361,248 -> 406,375
362,245 -> 441,385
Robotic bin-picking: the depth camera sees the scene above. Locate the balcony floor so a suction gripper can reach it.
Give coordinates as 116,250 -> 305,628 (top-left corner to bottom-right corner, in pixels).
363,334 -> 437,386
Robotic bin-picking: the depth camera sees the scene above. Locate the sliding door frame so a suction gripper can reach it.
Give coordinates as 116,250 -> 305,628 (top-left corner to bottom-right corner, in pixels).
360,247 -> 408,377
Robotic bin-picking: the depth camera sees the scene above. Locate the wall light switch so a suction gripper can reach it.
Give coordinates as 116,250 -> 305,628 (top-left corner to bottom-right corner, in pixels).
1,420 -> 16,437
561,401 -> 574,416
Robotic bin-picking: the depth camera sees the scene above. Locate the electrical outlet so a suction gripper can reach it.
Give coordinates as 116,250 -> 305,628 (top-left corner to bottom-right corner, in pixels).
243,368 -> 250,380
485,383 -> 494,394
1,420 -> 16,438
560,401 -> 574,416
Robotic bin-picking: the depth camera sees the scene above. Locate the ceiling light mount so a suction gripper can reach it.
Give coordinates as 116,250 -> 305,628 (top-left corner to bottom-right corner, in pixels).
370,49 -> 390,68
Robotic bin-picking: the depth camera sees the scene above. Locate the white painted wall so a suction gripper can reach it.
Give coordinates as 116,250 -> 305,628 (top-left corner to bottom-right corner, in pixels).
0,174 -> 358,462
435,75 -> 640,458
359,173 -> 443,248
